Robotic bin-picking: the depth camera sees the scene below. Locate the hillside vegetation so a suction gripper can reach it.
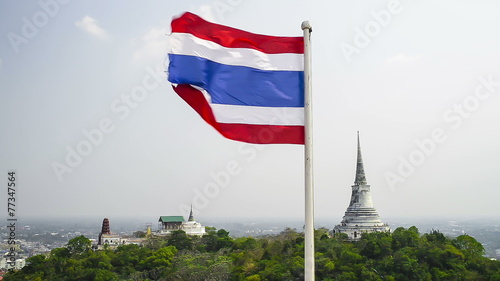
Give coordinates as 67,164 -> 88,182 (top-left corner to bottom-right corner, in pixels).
5,226 -> 500,280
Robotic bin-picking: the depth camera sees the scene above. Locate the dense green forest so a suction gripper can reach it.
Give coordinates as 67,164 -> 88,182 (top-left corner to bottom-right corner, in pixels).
5,226 -> 500,280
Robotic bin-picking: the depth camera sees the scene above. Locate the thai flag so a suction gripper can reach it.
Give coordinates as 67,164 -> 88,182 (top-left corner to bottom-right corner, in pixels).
168,12 -> 304,144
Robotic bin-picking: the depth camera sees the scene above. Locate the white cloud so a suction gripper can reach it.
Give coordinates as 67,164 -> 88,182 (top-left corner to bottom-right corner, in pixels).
133,26 -> 168,62
75,16 -> 109,39
386,54 -> 420,64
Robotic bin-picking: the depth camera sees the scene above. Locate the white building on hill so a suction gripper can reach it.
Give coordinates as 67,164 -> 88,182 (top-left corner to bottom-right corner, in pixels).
157,207 -> 206,236
333,132 -> 390,240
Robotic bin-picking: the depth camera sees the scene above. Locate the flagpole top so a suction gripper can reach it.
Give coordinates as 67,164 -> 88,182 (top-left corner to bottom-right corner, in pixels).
301,21 -> 312,32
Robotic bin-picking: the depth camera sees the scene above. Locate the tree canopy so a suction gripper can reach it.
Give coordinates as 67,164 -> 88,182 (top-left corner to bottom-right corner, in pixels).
6,227 -> 500,281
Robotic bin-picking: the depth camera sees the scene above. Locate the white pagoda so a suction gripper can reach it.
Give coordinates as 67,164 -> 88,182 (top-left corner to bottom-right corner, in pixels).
333,132 -> 390,240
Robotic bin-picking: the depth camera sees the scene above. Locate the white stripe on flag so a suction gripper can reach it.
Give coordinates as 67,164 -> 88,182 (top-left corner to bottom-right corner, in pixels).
170,33 -> 304,71
211,103 -> 304,126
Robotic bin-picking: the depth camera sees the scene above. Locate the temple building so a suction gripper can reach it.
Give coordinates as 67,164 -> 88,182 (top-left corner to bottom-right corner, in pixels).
97,218 -> 122,249
157,207 -> 206,236
333,132 -> 390,240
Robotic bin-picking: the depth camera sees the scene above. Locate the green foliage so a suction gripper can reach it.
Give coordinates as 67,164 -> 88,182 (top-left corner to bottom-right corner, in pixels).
66,235 -> 92,256
133,230 -> 146,238
453,234 -> 485,258
358,231 -> 393,259
111,244 -> 152,276
5,227 -> 500,281
170,252 -> 232,281
392,226 -> 419,250
140,246 -> 177,270
202,228 -> 234,252
167,230 -> 194,251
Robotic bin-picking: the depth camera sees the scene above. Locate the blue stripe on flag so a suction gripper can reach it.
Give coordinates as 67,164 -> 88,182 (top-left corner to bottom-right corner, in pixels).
168,54 -> 304,107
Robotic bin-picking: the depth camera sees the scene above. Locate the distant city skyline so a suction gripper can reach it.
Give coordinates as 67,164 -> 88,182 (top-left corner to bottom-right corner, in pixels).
1,1 -> 500,221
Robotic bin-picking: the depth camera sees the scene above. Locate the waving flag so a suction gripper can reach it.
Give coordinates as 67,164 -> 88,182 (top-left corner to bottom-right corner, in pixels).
168,12 -> 305,144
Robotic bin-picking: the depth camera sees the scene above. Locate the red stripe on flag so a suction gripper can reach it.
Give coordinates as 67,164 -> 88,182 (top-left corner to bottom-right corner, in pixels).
171,12 -> 304,54
173,84 -> 304,144
218,123 -> 305,145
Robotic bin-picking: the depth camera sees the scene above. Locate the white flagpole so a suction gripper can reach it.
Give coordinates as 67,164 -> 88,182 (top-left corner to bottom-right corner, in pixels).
301,20 -> 314,281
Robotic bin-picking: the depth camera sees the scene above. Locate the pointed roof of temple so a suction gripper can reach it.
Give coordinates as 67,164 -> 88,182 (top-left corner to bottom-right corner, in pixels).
101,218 -> 110,235
354,131 -> 367,185
333,132 -> 390,240
159,216 -> 184,223
188,205 -> 195,222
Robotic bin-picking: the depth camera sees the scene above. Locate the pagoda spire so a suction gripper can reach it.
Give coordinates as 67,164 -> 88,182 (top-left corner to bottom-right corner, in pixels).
188,205 -> 195,221
333,131 -> 390,240
354,131 -> 367,185
98,218 -> 111,245
101,218 -> 111,234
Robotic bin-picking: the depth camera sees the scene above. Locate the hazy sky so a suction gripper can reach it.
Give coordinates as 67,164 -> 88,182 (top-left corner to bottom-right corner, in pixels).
1,0 -> 500,226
